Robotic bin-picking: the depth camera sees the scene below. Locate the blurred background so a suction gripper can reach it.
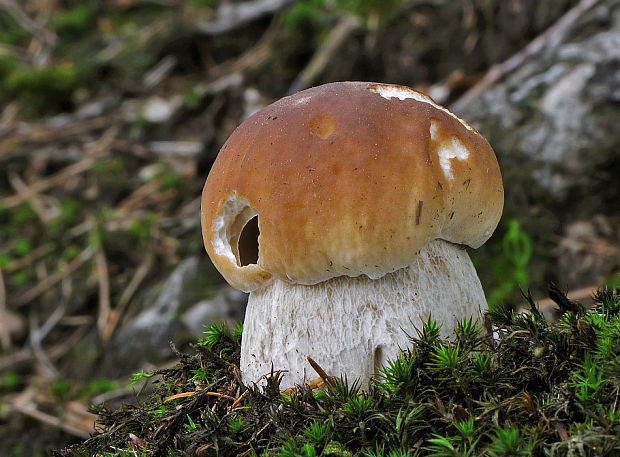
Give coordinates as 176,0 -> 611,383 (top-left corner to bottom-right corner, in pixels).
0,0 -> 618,454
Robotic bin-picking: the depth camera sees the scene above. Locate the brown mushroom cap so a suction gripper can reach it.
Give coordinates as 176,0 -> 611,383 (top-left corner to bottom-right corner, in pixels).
201,82 -> 503,292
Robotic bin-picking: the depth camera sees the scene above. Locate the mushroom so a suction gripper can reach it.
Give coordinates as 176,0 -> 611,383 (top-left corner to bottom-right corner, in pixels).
201,82 -> 503,388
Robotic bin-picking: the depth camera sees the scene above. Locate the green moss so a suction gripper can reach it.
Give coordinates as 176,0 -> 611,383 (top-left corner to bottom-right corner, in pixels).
49,198 -> 81,234
80,378 -> 118,399
0,13 -> 30,45
3,62 -> 80,115
55,288 -> 620,457
51,4 -> 98,38
52,380 -> 73,402
0,371 -> 21,391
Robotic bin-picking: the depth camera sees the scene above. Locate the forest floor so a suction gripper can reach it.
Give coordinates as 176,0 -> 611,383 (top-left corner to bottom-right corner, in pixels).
0,0 -> 616,455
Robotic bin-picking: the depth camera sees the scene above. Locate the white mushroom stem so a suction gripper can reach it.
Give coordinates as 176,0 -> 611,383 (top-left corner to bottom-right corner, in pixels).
240,239 -> 488,389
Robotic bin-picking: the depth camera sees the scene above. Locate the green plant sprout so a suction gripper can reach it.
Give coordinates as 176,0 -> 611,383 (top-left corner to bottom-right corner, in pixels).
149,406 -> 168,419
343,395 -> 374,418
233,320 -> 244,341
190,365 -> 212,383
488,219 -> 532,305
487,426 -> 533,457
430,343 -> 461,373
185,414 -> 197,432
198,322 -> 228,347
228,416 -> 247,440
375,354 -> 416,395
416,315 -> 441,347
569,354 -> 608,406
129,369 -> 154,386
303,420 -> 331,446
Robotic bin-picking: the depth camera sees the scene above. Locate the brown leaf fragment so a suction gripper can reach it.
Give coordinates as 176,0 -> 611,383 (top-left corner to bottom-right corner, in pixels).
552,421 -> 569,441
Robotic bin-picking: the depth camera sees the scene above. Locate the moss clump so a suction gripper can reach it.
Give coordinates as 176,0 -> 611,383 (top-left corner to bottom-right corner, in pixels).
56,288 -> 620,457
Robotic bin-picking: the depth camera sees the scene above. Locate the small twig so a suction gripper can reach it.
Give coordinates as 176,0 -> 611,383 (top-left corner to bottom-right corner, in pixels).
164,391 -> 198,403
195,0 -> 293,36
95,241 -> 113,342
1,126 -> 118,208
452,0 -> 600,112
547,283 -> 586,313
149,141 -> 203,157
518,284 -> 598,314
207,15 -> 281,80
0,347 -> 31,371
0,266 -> 10,351
0,266 -> 5,314
28,279 -> 72,376
7,398 -> 91,439
59,315 -> 93,326
196,444 -> 215,454
0,115 -> 113,159
49,321 -> 92,361
12,246 -> 96,308
104,248 -> 155,339
98,18 -> 169,62
1,244 -> 53,274
288,14 -> 361,94
143,55 -> 178,89
0,0 -> 57,52
206,392 -> 236,401
306,356 -> 332,384
3,160 -> 92,209
117,180 -> 163,211
29,312 -> 60,376
8,171 -> 58,223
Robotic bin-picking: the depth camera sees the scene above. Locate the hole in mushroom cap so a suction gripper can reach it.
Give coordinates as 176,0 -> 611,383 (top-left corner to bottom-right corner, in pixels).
212,194 -> 260,268
238,216 -> 259,266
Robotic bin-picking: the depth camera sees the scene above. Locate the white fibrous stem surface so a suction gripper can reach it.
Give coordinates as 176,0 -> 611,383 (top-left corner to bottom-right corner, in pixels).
240,239 -> 487,389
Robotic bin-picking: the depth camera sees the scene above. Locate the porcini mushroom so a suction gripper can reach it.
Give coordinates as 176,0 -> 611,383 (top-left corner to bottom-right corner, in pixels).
201,82 -> 503,388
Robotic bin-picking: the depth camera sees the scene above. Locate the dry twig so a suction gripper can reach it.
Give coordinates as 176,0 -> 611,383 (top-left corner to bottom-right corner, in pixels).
196,0 -> 293,36
12,246 -> 95,308
164,391 -> 198,402
0,115 -> 112,158
0,319 -> 92,371
95,240 -> 113,342
452,0 -> 601,112
7,171 -> 58,223
29,302 -> 67,377
0,0 -> 57,54
0,266 -> 14,351
103,247 -> 156,340
288,14 -> 361,94
1,126 -> 118,208
8,401 -> 92,439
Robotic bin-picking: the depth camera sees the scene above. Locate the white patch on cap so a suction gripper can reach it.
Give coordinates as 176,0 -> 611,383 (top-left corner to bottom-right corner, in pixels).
430,120 -> 470,180
369,84 -> 473,131
212,193 -> 258,267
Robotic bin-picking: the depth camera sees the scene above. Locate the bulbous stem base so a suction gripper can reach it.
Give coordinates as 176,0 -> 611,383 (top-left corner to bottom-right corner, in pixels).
240,239 -> 487,389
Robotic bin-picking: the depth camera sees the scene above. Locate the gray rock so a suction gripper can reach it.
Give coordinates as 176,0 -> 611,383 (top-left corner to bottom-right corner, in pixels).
459,0 -> 619,292
182,287 -> 248,337
461,0 -> 619,206
100,257 -> 246,375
